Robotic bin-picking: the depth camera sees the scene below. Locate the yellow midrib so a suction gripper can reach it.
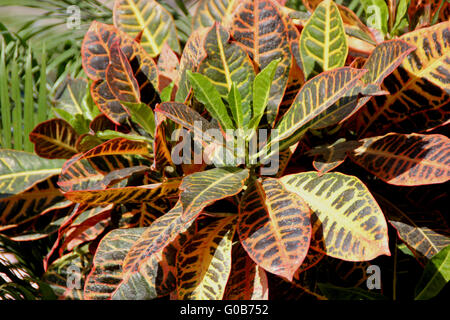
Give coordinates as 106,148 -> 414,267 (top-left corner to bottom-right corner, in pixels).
119,50 -> 141,101
67,85 -> 83,114
0,168 -> 61,181
191,217 -> 234,299
281,176 -> 383,246
184,172 -> 245,215
323,0 -> 331,71
126,0 -> 159,54
216,26 -> 233,91
32,134 -> 78,154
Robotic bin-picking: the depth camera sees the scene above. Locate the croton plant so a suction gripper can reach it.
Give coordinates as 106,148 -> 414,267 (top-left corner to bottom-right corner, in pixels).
0,0 -> 449,300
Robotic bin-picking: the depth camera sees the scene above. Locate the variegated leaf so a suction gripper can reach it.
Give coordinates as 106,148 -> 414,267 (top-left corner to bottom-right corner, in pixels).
82,21 -> 121,81
198,23 -> 255,125
238,178 -> 311,281
231,0 -> 292,125
44,248 -> 92,300
0,176 -> 65,228
192,0 -> 239,29
299,0 -> 348,79
0,201 -> 73,240
280,172 -> 390,261
180,167 -> 249,223
176,215 -> 237,300
223,242 -> 269,300
355,22 -> 450,136
331,39 -> 415,126
113,0 -> 180,56
262,67 -> 365,158
175,29 -> 208,103
84,228 -> 145,300
112,202 -> 194,299
157,43 -> 180,93
58,138 -> 151,193
106,41 -> 141,104
91,80 -> 130,125
118,202 -> 164,228
0,150 -> 65,196
60,205 -> 113,253
30,119 -> 80,159
294,248 -> 325,277
350,133 -> 450,186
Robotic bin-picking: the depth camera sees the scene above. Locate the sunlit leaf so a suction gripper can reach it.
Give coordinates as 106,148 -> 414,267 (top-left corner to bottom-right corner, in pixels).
299,0 -> 348,79
350,133 -> 450,186
280,172 -> 390,261
177,215 -> 237,300
415,244 -> 450,300
44,248 -> 91,300
355,22 -> 450,136
58,138 -> 151,193
198,23 -> 255,126
113,0 -> 180,56
192,0 -> 239,29
231,0 -> 292,125
106,41 -> 140,104
113,202 -> 194,299
84,228 -> 145,300
180,167 -> 249,223
238,178 -> 311,281
0,150 -> 65,196
175,29 -> 208,102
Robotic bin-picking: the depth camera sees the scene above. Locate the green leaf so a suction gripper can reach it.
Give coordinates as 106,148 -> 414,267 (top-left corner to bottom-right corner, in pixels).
84,228 -> 146,300
250,59 -> 280,130
0,40 -> 12,149
113,0 -> 180,56
177,216 -> 237,300
180,167 -> 250,223
280,172 -> 390,261
96,130 -> 152,144
37,44 -> 48,125
318,283 -> 387,300
23,47 -> 34,152
187,71 -> 234,130
0,150 -> 65,196
160,82 -> 175,102
299,0 -> 348,79
390,0 -> 410,36
260,67 -> 365,159
198,24 -> 255,127
363,0 -> 389,36
122,102 -> 156,138
415,245 -> 450,300
227,83 -> 243,129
